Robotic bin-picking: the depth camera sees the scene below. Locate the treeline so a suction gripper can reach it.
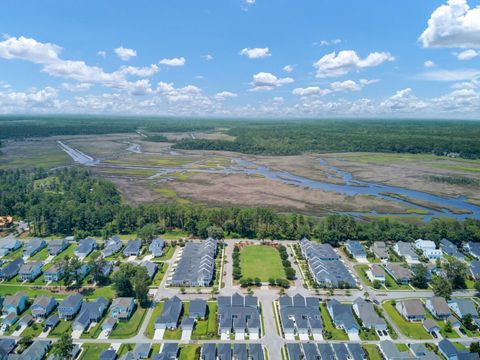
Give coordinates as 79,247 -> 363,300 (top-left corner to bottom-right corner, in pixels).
2,168 -> 480,244
174,119 -> 480,159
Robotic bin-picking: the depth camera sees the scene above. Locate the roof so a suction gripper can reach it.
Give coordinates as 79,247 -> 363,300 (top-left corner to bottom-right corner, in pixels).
75,238 -> 96,254
45,314 -> 59,327
201,344 -> 216,360
353,297 -> 386,328
395,241 -> 418,259
372,241 -> 389,258
279,294 -> 322,332
102,237 -> 123,257
111,297 -> 134,309
33,295 -> 56,309
429,296 -> 451,315
470,260 -> 480,277
123,239 -> 142,255
99,349 -> 117,360
384,263 -> 413,281
327,299 -> 359,330
141,261 -> 157,279
19,261 -> 43,274
59,294 -> 83,309
156,296 -> 182,325
423,319 -> 440,331
379,340 -> 411,359
401,299 -> 424,317
3,291 -> 28,307
0,257 -> 24,278
287,344 -> 302,360
134,343 -> 151,356
154,343 -> 178,360
346,240 -> 367,257
440,238 -> 464,260
24,238 -> 45,253
449,298 -> 479,317
17,340 -> 50,360
370,264 -> 385,277
218,293 -> 260,331
188,298 -> 207,317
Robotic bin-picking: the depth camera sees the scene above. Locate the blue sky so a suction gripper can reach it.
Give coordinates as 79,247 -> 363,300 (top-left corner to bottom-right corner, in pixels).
0,0 -> 480,117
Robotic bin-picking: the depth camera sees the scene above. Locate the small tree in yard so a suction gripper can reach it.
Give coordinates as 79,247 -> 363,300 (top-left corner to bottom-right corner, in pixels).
445,321 -> 453,333
432,275 -> 453,299
53,333 -> 74,360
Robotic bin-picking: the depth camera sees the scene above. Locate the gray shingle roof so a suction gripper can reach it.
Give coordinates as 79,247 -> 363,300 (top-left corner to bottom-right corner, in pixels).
279,294 -> 322,333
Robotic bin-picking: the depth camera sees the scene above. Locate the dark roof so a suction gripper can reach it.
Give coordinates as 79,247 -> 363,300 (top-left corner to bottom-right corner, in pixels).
156,296 -> 182,326
60,294 -> 83,309
286,344 -> 302,360
99,349 -> 117,360
201,344 -> 216,360
189,299 -> 207,317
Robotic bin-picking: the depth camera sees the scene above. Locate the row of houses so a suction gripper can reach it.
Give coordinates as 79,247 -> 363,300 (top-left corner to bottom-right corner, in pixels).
380,339 -> 479,360
201,343 -> 264,360
170,238 -> 218,287
300,238 -> 357,288
287,342 -> 365,360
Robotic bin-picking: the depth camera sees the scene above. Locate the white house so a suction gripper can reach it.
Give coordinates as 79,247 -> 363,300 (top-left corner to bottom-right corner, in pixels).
415,239 -> 442,260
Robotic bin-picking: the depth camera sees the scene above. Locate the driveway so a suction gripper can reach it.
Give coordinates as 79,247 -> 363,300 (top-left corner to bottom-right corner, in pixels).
153,329 -> 164,340
71,329 -> 83,339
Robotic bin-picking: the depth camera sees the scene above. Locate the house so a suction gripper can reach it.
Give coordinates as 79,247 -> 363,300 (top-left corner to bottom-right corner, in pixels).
44,314 -> 59,331
18,261 -> 43,281
99,349 -> 118,360
149,238 -> 165,257
181,316 -> 195,332
415,239 -> 442,260
287,344 -> 302,360
217,293 -> 260,339
58,294 -> 83,320
171,238 -> 218,287
0,236 -> 21,257
423,319 -> 440,334
153,343 -> 178,360
23,238 -> 46,257
464,242 -> 480,259
110,297 -> 135,320
345,240 -> 367,261
72,297 -> 109,332
384,262 -> 413,284
469,260 -> 480,280
426,296 -> 451,320
74,238 -> 96,258
47,239 -> 68,256
102,236 -> 123,258
409,343 -> 440,360
440,239 -> 464,261
19,313 -> 33,327
101,261 -> 114,277
123,239 -> 142,257
141,261 -> 158,280
249,344 -> 265,360
201,343 -> 217,360
448,298 -> 479,319
0,339 -> 15,356
101,316 -> 117,333
278,294 -> 323,340
367,264 -> 386,283
372,241 -> 389,261
447,315 -> 461,328
155,296 -> 183,330
327,299 -> 360,337
352,297 -> 387,331
31,296 -> 57,319
15,341 -> 50,360
44,264 -> 63,282
379,340 -> 413,360
2,313 -> 18,329
2,292 -> 28,315
393,241 -> 419,263
299,238 -> 357,288
134,343 -> 151,359
0,257 -> 24,280
396,299 -> 425,321
188,299 -> 207,319
439,339 -> 480,360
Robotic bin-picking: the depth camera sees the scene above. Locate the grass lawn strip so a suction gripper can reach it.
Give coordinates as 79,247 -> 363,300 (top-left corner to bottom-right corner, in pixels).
383,300 -> 431,340
240,245 -> 285,282
145,302 -> 164,339
363,345 -> 382,360
319,303 -> 348,340
109,306 -> 147,339
191,302 -> 218,340
78,343 -> 110,360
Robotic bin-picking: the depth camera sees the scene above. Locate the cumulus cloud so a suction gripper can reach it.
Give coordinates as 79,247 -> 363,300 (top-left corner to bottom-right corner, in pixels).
0,86 -> 61,113
0,36 -> 60,63
293,79 -> 376,96
418,68 -> 480,81
424,60 -> 436,68
62,83 -> 92,92
283,65 -> 294,73
214,91 -> 238,100
203,54 -> 213,61
419,0 -> 480,48
313,50 -> 395,78
313,39 -> 342,47
97,51 -> 106,58
114,46 -> 136,61
292,86 -> 331,96
159,57 -> 186,66
240,47 -> 271,59
456,49 -> 478,60
118,64 -> 159,77
380,88 -> 428,112
250,72 -> 293,91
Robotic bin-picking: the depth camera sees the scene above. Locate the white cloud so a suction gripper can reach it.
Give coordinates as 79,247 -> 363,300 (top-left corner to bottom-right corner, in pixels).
240,47 -> 271,59
424,60 -> 436,68
214,91 -> 238,100
380,88 -> 428,112
118,64 -> 159,77
203,54 -> 213,61
330,80 -> 362,92
292,86 -> 331,96
283,65 -> 294,73
314,39 -> 342,46
97,51 -> 106,58
250,72 -> 293,91
62,83 -> 92,92
242,0 -> 256,11
313,50 -> 395,78
114,46 -> 136,61
159,57 -> 186,66
418,69 -> 480,81
419,0 -> 480,48
0,36 -> 60,63
456,49 -> 479,60
0,86 -> 60,113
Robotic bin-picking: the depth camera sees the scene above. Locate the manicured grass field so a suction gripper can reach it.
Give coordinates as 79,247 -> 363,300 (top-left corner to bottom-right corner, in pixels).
239,245 -> 285,281
363,345 -> 382,360
78,343 -> 110,360
110,306 -> 147,339
319,303 -> 348,340
20,321 -> 44,338
48,319 -> 72,337
157,245 -> 176,259
383,301 -> 431,339
191,302 -> 219,340
163,326 -> 182,340
179,345 -> 201,360
145,302 -> 164,339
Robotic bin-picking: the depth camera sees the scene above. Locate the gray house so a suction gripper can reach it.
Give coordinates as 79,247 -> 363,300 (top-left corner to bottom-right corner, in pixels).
74,238 -> 96,258
2,292 -> 28,315
440,238 -> 464,261
426,296 -> 451,320
13,341 -> 50,360
345,240 -> 367,261
44,264 -> 63,282
149,238 -> 165,257
141,261 -> 158,280
352,297 -> 387,331
393,241 -> 419,263
155,296 -> 183,330
448,298 -> 479,319
396,299 -> 425,321
31,296 -> 57,319
371,241 -> 389,260
58,294 -> 83,320
0,257 -> 24,280
102,236 -> 123,258
18,261 -> 43,281
217,293 -> 260,339
123,239 -> 142,257
72,297 -> 109,332
439,339 -> 480,360
0,236 -> 21,257
278,294 -> 323,340
188,299 -> 207,319
23,238 -> 46,257
327,299 -> 360,337
153,343 -> 178,360
110,297 -> 135,321
47,239 -> 68,256
384,262 -> 413,284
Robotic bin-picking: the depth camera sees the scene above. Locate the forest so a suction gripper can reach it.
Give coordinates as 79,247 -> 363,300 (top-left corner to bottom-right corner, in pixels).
1,168 -> 480,245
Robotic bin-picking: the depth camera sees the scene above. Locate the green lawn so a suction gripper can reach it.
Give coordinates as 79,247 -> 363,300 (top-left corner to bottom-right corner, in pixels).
20,321 -> 44,337
383,301 -> 431,339
150,263 -> 166,287
3,246 -> 23,260
110,306 -> 147,339
354,264 -> 373,287
396,343 -> 410,352
145,302 -> 164,339
80,318 -> 105,339
191,302 -> 219,340
363,345 -> 382,360
424,311 -> 459,339
52,243 -> 77,260
30,247 -> 49,261
384,272 -> 411,290
163,326 -> 182,340
239,245 -> 285,281
359,327 -> 380,340
48,319 -> 72,337
79,344 -> 110,360
319,303 -> 348,340
118,344 -> 135,357
179,345 -> 201,360
155,246 -> 176,260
